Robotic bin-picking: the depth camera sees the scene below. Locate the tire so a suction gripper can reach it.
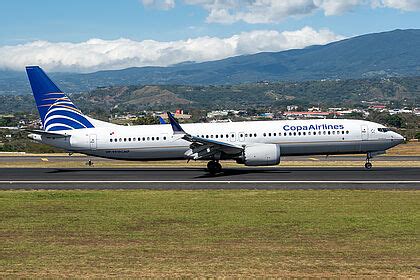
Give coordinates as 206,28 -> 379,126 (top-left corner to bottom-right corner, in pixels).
365,162 -> 372,169
207,161 -> 222,175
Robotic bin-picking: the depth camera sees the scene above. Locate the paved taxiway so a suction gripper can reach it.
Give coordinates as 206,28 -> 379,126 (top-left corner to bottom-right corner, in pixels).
0,167 -> 419,190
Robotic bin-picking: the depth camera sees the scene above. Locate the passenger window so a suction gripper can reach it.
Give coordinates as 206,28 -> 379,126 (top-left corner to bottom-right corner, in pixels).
254,133 -> 257,137
220,135 -> 223,138
268,133 -> 271,137
298,132 -> 301,136
263,133 -> 266,137
157,137 -> 159,140
138,137 -> 141,141
110,139 -> 112,142
216,135 -> 219,138
128,138 -> 131,141
163,137 -> 166,140
152,137 -> 155,141
303,132 -> 306,136
293,132 -> 296,136
289,132 -> 292,136
142,137 -> 145,141
147,137 -> 150,141
114,138 -> 117,142
346,131 -> 349,134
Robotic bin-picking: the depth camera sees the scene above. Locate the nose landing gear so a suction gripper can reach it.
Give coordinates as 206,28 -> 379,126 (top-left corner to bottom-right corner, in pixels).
207,160 -> 222,175
365,153 -> 373,169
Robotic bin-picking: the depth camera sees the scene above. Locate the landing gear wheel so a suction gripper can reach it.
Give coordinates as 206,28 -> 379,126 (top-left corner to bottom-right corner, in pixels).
207,161 -> 222,175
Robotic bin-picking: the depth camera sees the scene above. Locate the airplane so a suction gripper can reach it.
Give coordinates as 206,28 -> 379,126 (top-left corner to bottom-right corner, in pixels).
25,66 -> 405,174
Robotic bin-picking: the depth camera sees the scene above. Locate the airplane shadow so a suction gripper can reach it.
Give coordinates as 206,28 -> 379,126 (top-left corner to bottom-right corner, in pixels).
195,168 -> 292,179
46,167 -> 292,178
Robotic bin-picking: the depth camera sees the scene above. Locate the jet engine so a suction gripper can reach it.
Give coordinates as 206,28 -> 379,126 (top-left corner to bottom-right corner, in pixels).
240,144 -> 281,166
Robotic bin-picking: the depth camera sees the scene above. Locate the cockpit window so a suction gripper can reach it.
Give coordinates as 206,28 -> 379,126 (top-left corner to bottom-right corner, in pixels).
378,127 -> 391,132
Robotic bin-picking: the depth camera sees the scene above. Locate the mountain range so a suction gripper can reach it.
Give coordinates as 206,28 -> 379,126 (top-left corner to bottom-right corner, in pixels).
0,29 -> 420,95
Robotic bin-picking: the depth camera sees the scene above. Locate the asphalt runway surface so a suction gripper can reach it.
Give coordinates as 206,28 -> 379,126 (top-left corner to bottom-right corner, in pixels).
0,155 -> 419,162
0,167 -> 419,190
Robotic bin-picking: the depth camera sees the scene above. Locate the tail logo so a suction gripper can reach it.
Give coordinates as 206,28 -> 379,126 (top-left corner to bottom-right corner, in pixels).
40,93 -> 94,131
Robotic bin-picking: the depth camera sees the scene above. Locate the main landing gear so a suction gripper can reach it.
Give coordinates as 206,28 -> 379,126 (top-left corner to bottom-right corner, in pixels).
365,153 -> 373,169
207,160 -> 222,175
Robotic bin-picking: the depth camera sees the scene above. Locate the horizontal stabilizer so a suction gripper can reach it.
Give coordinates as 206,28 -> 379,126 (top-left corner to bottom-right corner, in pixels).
25,129 -> 70,138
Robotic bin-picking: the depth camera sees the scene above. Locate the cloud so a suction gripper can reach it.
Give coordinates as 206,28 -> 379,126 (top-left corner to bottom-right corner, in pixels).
314,0 -> 363,16
0,27 -> 344,73
372,0 -> 420,11
146,0 -> 420,24
141,0 -> 175,10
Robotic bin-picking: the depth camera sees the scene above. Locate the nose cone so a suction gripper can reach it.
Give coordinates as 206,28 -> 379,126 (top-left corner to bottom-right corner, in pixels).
394,132 -> 405,144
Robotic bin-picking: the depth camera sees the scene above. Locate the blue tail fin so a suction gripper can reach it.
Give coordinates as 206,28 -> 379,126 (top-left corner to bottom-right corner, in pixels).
26,66 -> 94,131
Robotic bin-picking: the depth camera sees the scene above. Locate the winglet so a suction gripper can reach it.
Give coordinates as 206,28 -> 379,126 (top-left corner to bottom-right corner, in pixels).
158,116 -> 167,124
167,112 -> 186,134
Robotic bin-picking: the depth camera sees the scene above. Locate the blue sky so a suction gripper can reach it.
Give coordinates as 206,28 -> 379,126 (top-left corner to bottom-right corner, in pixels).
0,0 -> 419,72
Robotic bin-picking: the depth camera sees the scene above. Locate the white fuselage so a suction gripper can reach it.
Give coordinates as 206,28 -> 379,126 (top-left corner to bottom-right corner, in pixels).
33,118 -> 404,161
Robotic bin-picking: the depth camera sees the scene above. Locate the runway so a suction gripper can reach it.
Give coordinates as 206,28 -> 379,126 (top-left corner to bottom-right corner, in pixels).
1,167 -> 419,190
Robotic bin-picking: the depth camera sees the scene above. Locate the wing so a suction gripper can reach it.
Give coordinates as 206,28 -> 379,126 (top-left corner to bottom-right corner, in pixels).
167,112 -> 243,160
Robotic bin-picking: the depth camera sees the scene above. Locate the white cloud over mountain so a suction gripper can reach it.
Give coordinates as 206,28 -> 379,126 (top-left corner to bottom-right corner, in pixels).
0,27 -> 343,72
143,0 -> 420,23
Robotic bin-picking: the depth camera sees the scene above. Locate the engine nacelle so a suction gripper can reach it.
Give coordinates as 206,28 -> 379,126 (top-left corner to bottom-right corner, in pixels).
242,144 -> 281,166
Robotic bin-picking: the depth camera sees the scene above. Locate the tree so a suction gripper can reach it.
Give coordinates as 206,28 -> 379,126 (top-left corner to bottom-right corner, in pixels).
386,115 -> 403,128
132,116 -> 160,125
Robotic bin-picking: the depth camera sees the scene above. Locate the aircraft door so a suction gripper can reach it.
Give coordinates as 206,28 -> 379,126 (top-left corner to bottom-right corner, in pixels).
361,125 -> 368,141
89,134 -> 97,150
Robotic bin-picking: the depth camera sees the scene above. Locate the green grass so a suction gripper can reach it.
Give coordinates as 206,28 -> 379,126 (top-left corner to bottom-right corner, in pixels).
0,190 -> 419,277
